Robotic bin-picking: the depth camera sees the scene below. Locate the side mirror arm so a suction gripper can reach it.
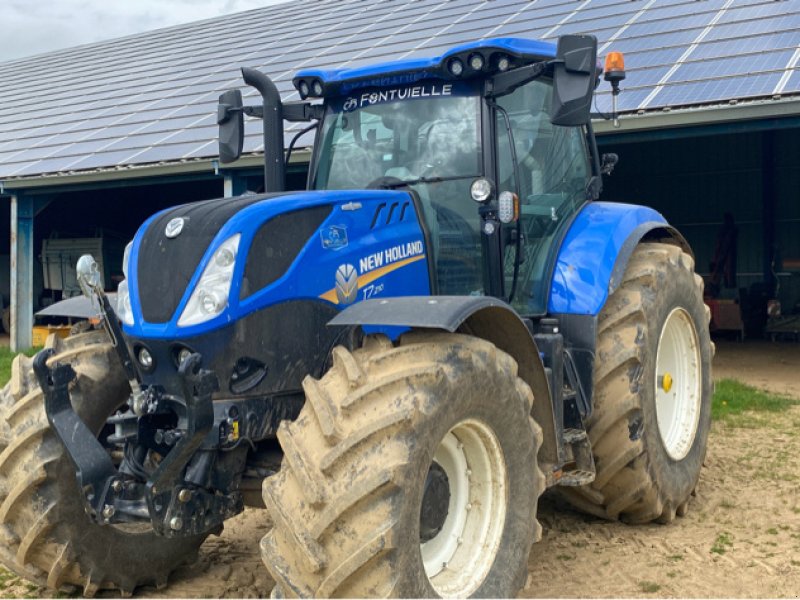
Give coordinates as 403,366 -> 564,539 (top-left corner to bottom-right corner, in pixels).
216,103 -> 263,125
486,62 -> 549,98
283,102 -> 324,122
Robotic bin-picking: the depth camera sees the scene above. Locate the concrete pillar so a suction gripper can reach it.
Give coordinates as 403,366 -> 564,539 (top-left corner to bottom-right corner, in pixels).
223,172 -> 248,198
10,194 -> 34,351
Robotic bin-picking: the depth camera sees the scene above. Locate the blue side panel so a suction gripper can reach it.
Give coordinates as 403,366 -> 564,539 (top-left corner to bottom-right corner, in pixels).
548,202 -> 668,316
126,190 -> 431,339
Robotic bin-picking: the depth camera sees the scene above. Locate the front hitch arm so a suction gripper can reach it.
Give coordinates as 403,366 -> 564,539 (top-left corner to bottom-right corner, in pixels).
35,348 -> 241,536
33,350 -> 126,520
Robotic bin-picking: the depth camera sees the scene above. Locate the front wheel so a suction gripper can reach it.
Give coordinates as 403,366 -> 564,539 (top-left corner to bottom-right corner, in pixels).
0,331 -> 207,596
561,243 -> 713,523
261,332 -> 544,597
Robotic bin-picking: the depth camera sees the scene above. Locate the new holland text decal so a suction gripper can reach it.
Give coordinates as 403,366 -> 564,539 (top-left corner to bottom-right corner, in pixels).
321,240 -> 425,305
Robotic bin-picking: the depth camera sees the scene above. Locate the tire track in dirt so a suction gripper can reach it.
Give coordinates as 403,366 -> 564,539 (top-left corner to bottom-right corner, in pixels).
521,404 -> 800,598
137,512 -> 276,599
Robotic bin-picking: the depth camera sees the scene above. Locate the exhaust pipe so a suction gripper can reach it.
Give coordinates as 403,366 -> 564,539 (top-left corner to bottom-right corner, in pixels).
241,67 -> 285,192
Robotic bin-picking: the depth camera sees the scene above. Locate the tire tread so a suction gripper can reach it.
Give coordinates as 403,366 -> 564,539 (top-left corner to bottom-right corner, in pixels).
262,333 -> 542,597
561,243 -> 710,523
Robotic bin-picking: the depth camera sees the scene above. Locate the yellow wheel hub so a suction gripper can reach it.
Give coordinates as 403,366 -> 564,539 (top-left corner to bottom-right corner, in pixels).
659,372 -> 674,393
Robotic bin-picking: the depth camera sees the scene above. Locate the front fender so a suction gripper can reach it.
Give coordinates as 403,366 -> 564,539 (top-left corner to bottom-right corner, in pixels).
548,202 -> 691,316
330,296 -> 560,469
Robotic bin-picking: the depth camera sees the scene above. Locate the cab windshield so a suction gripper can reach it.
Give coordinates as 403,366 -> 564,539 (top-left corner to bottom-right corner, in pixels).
314,81 -> 485,295
313,81 -> 481,190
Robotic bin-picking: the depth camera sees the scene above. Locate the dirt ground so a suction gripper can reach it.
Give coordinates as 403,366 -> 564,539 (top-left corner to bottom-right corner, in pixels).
3,338 -> 799,598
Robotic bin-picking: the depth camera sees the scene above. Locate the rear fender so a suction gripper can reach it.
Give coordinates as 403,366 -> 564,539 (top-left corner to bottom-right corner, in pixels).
329,296 -> 560,469
549,201 -> 692,316
547,201 -> 692,422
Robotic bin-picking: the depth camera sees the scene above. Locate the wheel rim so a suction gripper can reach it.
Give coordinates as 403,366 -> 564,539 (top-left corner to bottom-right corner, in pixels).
655,307 -> 702,461
420,419 -> 507,597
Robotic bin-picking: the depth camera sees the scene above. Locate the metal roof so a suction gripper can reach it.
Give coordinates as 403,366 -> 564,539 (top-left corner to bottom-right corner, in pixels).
1,0 -> 798,183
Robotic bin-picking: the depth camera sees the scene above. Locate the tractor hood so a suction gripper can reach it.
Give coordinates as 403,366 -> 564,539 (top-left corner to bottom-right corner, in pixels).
123,189 -> 431,339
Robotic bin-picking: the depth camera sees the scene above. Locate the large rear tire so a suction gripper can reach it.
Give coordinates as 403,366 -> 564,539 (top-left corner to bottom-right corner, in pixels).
561,243 -> 712,523
0,331 -> 207,596
261,332 -> 544,598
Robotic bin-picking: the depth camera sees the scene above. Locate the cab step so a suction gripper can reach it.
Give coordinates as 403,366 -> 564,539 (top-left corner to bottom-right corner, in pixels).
558,428 -> 596,487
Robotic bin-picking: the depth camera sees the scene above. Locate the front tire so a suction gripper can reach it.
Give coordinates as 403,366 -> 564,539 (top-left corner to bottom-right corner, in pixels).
261,332 -> 544,597
0,331 -> 207,596
562,243 -> 713,523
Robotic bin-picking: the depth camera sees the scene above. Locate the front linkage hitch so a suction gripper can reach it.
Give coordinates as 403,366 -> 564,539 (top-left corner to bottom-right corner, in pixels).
34,344 -> 242,538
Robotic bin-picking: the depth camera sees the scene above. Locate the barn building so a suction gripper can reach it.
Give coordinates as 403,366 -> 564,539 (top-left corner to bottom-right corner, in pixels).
0,0 -> 798,349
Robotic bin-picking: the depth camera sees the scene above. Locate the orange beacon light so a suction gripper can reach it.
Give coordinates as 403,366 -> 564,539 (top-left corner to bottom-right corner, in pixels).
604,51 -> 626,81
603,51 -> 626,127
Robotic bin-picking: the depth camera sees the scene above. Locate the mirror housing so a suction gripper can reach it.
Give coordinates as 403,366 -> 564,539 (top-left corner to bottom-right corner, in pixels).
550,34 -> 598,126
217,89 -> 244,164
76,254 -> 103,299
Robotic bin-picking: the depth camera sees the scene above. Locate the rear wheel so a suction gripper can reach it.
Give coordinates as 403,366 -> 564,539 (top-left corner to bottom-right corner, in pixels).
0,331 -> 207,596
561,243 -> 712,523
261,332 -> 544,597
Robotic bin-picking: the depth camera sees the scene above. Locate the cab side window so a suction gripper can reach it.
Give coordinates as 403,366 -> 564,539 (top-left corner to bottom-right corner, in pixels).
495,78 -> 591,314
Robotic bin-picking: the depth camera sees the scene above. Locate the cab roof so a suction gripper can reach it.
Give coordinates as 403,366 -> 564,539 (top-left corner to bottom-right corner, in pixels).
293,37 -> 556,98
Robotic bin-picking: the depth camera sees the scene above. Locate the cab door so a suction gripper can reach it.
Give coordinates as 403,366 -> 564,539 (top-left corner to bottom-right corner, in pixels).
493,78 -> 592,315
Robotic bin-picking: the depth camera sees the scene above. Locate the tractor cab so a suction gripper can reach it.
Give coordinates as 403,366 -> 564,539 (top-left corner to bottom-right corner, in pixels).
220,35 -> 601,313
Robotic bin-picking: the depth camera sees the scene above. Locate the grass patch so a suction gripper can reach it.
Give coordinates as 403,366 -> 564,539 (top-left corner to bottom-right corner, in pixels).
556,553 -> 575,561
666,554 -> 684,562
713,379 -> 800,425
0,346 -> 41,388
638,581 -> 661,593
711,532 -> 733,555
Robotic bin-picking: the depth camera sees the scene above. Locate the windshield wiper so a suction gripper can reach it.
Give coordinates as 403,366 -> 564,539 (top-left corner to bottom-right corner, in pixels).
374,174 -> 481,189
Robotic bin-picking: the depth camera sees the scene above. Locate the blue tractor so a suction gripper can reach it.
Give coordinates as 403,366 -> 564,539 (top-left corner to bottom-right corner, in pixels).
0,35 -> 712,598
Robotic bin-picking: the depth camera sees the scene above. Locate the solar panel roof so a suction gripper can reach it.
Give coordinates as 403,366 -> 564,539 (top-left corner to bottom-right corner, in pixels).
0,0 -> 798,181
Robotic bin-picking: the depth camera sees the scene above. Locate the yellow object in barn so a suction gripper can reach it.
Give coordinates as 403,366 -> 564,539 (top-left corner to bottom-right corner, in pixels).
32,325 -> 72,347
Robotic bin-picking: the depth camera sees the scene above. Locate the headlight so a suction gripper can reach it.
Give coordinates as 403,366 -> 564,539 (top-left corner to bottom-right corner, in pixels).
117,241 -> 134,326
122,241 -> 132,279
470,177 -> 493,203
117,280 -> 134,326
178,234 -> 241,327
